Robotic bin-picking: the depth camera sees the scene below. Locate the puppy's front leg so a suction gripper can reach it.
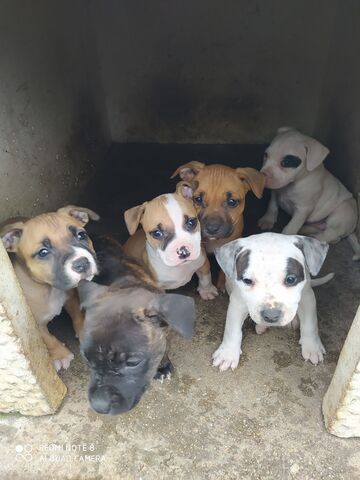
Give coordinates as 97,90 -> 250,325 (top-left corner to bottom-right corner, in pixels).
39,325 -> 74,371
212,293 -> 248,371
297,284 -> 325,365
282,208 -> 312,235
258,190 -> 279,230
196,256 -> 218,300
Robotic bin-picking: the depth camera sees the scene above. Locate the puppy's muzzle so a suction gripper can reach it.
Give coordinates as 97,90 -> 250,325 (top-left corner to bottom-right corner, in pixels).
89,385 -> 138,415
72,256 -> 90,274
202,215 -> 232,239
177,245 -> 191,260
261,308 -> 283,324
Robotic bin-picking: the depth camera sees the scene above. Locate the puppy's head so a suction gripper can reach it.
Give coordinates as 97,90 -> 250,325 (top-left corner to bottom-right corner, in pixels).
215,233 -> 328,326
261,127 -> 330,189
0,205 -> 99,290
78,281 -> 195,415
171,162 -> 265,241
124,183 -> 201,266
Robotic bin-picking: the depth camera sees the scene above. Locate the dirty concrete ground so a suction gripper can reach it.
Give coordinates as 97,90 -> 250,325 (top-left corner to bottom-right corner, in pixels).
0,242 -> 359,480
1,145 -> 360,479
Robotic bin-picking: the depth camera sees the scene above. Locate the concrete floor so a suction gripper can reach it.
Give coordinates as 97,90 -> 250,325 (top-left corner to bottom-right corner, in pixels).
0,240 -> 360,480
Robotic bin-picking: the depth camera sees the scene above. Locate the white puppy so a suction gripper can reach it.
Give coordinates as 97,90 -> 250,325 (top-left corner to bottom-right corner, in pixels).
212,233 -> 329,371
258,127 -> 360,260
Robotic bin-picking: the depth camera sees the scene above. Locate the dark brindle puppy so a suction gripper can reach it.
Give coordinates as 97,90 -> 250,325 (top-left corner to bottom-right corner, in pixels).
78,236 -> 195,415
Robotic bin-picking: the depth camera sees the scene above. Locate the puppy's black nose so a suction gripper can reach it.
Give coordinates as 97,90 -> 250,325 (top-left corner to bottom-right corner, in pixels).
72,256 -> 90,273
177,246 -> 190,259
261,308 -> 282,324
205,220 -> 221,235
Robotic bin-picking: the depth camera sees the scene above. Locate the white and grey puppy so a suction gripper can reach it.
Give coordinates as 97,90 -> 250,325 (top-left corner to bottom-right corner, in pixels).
258,127 -> 360,260
213,232 -> 329,371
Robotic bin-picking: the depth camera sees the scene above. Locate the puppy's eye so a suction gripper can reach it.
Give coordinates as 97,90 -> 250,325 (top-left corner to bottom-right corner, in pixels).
151,229 -> 164,239
242,278 -> 253,286
227,198 -> 239,208
281,155 -> 302,169
126,358 -> 142,367
37,248 -> 50,258
77,230 -> 87,241
285,274 -> 297,286
193,195 -> 203,206
185,217 -> 198,230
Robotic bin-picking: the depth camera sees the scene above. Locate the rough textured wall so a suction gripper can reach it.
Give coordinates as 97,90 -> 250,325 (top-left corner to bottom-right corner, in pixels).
93,0 -> 337,144
0,0 -> 110,219
315,0 -> 360,195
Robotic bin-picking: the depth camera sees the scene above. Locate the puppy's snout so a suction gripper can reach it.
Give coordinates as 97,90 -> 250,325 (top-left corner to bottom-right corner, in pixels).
72,256 -> 90,274
177,245 -> 191,259
204,218 -> 222,235
261,308 -> 282,324
89,386 -> 126,414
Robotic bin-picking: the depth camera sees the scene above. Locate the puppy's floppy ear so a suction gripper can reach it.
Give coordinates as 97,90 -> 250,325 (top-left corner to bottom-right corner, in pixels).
124,203 -> 147,235
215,239 -> 246,279
277,126 -> 296,134
77,280 -> 108,310
304,136 -> 329,172
294,235 -> 329,276
236,168 -> 265,199
175,180 -> 198,200
57,205 -> 100,225
148,293 -> 195,338
0,221 -> 24,252
170,161 -> 205,181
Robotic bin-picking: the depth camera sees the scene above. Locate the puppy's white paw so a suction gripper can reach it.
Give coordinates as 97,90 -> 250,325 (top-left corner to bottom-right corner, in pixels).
255,324 -> 268,335
198,284 -> 218,300
300,338 -> 325,365
212,343 -> 241,371
53,352 -> 74,371
258,215 -> 275,231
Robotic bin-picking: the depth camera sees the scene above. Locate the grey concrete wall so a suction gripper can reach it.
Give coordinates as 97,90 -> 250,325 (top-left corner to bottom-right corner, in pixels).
0,0 -> 110,219
93,0 -> 337,144
315,0 -> 360,195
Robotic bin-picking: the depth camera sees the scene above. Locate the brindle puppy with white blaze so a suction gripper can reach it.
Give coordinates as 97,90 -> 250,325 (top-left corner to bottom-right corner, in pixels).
78,236 -> 195,415
213,233 -> 330,371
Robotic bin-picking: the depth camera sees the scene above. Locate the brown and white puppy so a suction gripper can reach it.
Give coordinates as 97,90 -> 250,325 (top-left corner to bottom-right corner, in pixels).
171,162 -> 265,287
0,206 -> 99,371
78,236 -> 195,415
123,182 -> 218,300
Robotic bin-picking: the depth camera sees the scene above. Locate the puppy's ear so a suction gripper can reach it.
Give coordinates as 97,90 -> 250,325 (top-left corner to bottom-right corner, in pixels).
175,180 -> 198,199
236,168 -> 265,199
148,293 -> 195,338
0,222 -> 24,252
58,205 -> 100,225
304,136 -> 329,171
215,239 -> 247,279
170,161 -> 205,181
294,236 -> 329,276
77,280 -> 108,310
277,126 -> 296,134
124,203 -> 147,235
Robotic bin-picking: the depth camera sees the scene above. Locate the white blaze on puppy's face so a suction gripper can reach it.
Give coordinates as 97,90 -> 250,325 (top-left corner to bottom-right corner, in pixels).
142,193 -> 201,267
64,246 -> 99,287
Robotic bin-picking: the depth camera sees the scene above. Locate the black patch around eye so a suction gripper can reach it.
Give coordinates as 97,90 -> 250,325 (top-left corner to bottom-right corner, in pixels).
285,258 -> 304,286
183,215 -> 198,232
281,155 -> 302,168
161,230 -> 175,251
236,249 -> 251,281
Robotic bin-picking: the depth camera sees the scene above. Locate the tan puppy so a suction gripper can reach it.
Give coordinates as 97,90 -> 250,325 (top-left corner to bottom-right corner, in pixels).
171,162 -> 265,287
0,206 -> 99,371
123,182 -> 218,300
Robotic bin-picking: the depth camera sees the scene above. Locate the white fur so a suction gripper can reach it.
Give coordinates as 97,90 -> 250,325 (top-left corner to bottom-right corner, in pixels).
64,246 -> 98,287
212,233 -> 326,370
259,128 -> 360,259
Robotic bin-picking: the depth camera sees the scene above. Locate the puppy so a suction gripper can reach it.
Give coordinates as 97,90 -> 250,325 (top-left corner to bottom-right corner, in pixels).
0,206 -> 99,370
171,162 -> 265,288
212,233 -> 329,371
123,182 -> 218,300
259,127 -> 360,259
78,236 -> 195,415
